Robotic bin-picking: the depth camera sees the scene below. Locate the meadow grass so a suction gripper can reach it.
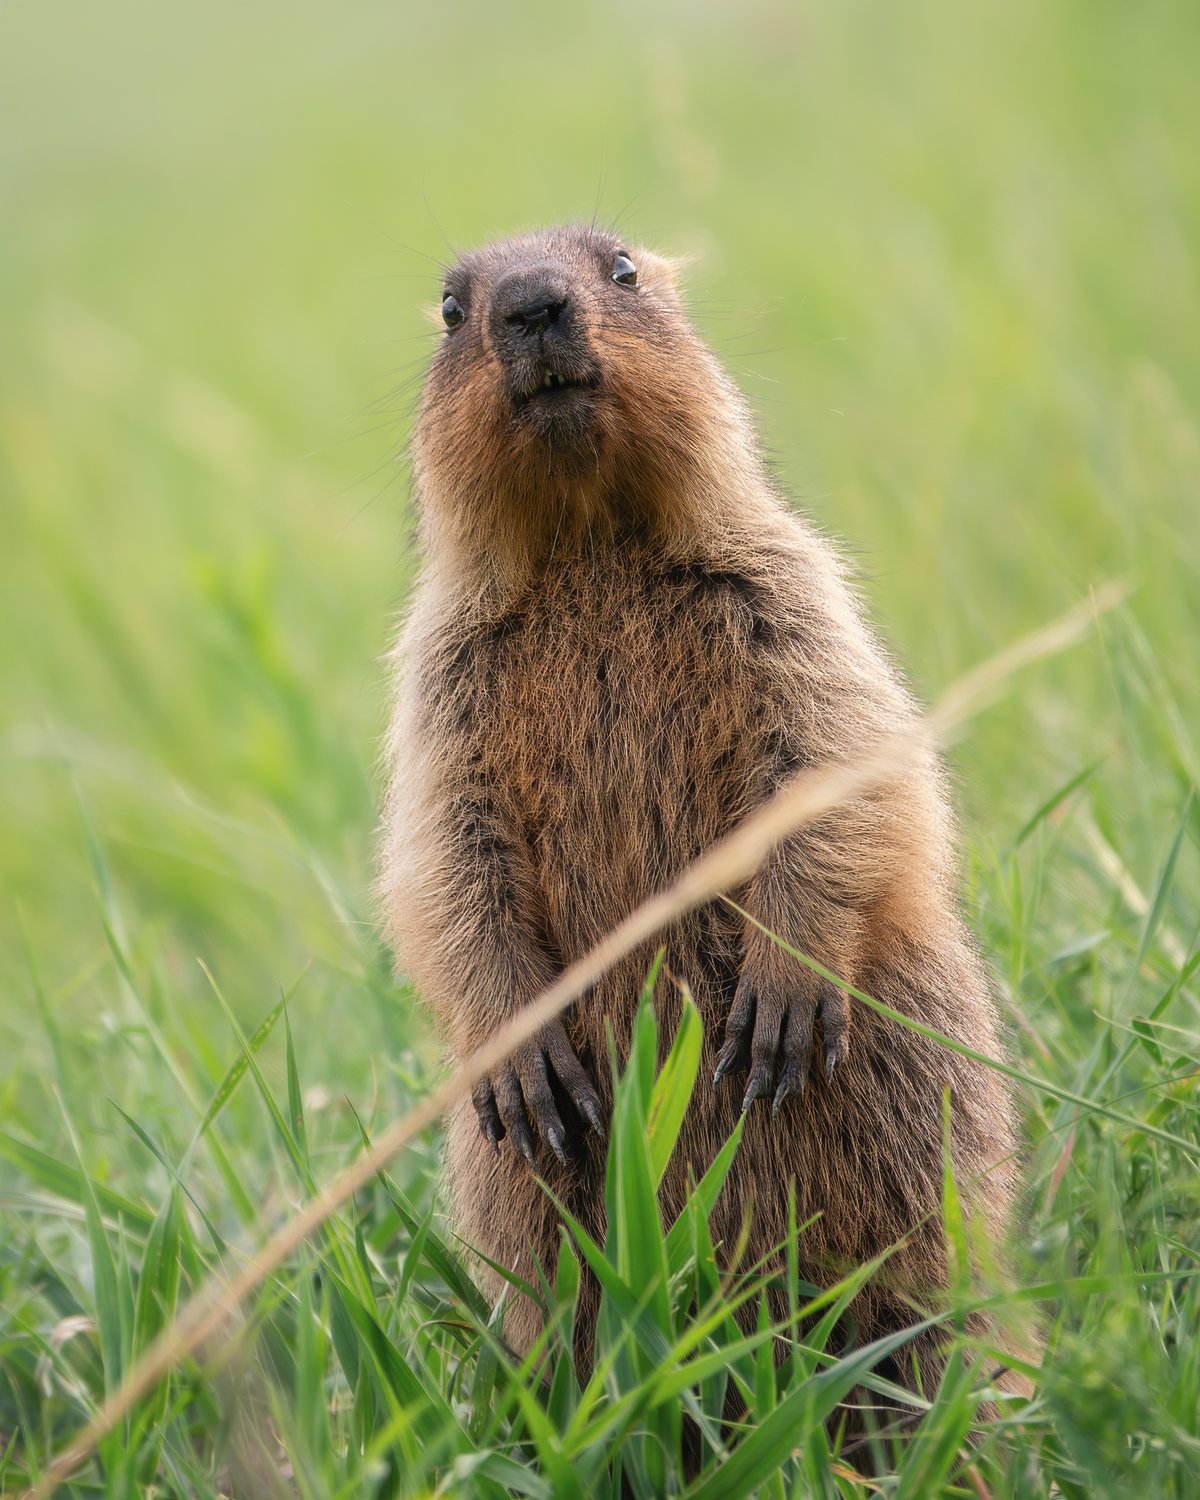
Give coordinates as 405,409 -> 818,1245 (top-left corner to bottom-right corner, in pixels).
1,0 -> 1198,1493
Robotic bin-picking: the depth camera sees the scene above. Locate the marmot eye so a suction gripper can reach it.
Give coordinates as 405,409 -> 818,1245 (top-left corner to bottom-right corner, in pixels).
612,253 -> 638,288
441,294 -> 464,328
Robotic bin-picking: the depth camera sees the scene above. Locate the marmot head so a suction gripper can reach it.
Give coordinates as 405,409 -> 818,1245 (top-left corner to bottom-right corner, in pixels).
411,224 -> 759,582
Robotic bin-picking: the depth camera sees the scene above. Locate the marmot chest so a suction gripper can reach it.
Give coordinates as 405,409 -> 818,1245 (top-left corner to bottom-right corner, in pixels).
471,560 -> 768,908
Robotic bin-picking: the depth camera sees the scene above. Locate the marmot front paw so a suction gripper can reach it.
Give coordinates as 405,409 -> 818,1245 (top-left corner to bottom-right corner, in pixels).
470,1018 -> 605,1167
713,963 -> 851,1112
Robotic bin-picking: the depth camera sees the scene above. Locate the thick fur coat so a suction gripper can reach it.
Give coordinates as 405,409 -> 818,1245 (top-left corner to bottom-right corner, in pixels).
380,225 -> 1019,1392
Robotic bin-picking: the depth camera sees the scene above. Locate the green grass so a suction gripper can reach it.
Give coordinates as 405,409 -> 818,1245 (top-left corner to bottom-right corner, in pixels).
1,0 -> 1198,1493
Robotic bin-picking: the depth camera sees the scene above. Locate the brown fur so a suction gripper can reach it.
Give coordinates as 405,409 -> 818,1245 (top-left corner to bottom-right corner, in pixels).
379,224 -> 1021,1407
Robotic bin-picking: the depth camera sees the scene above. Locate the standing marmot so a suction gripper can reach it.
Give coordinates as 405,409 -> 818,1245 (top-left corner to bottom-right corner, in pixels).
380,224 -> 1019,1401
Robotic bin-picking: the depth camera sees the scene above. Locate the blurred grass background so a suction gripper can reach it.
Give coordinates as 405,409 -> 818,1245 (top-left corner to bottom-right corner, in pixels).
1,0 -> 1198,1491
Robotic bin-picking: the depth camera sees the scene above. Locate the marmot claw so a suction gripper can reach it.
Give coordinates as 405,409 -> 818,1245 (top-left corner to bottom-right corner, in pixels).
471,1017 -> 605,1167
713,971 -> 851,1112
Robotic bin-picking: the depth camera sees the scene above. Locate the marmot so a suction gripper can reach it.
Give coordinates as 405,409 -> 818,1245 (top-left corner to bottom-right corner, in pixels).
380,224 -> 1020,1406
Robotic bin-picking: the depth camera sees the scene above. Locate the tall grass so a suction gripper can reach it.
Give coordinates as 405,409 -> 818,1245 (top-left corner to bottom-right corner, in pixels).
0,950 -> 1089,1496
2,0 -> 1198,1493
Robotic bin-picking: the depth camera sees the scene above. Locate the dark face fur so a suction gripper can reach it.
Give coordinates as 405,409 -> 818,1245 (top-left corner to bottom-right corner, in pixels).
431,226 -> 654,450
439,232 -> 618,451
412,225 -> 736,567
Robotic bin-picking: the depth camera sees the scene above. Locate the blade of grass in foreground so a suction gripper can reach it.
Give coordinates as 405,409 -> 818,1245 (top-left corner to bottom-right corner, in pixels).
645,989 -> 703,1187
54,1088 -> 133,1480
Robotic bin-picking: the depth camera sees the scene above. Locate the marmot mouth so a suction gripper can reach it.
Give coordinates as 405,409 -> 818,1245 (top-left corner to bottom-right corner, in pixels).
509,359 -> 601,442
526,367 -> 595,399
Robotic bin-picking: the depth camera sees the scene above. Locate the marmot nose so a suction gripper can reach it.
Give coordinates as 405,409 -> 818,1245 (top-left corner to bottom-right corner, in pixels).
491,269 -> 574,359
506,293 -> 568,335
